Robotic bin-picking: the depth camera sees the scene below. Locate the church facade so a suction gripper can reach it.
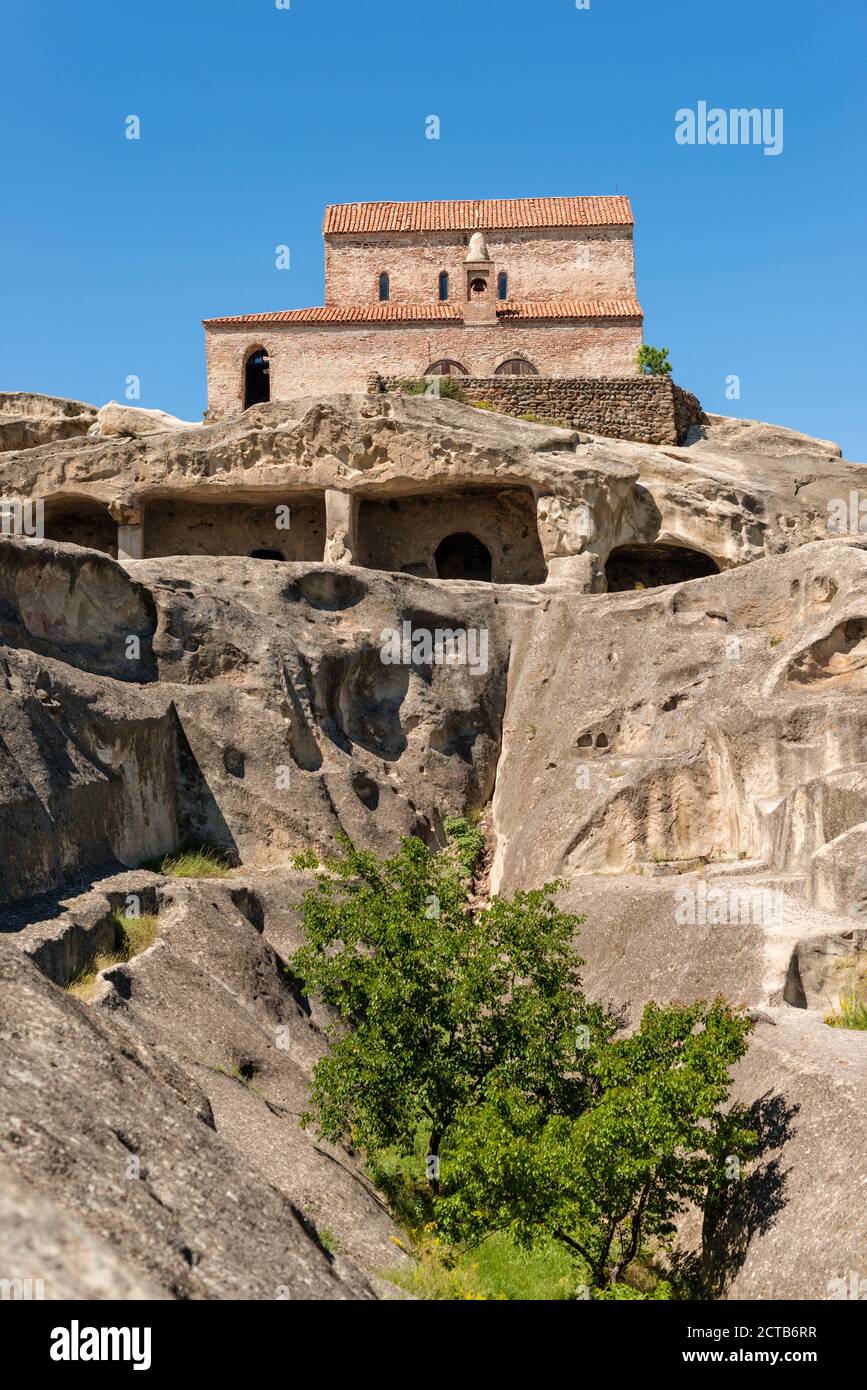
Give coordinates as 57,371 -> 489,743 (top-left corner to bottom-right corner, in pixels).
203,197 -> 644,417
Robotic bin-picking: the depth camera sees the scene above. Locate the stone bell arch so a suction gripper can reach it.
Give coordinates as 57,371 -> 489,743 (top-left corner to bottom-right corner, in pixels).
464,230 -> 497,324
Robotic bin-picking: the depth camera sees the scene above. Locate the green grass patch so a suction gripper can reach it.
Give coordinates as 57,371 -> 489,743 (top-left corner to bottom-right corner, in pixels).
389,1230 -> 579,1301
65,910 -> 159,1000
144,844 -> 234,878
368,1141 -> 659,1302
317,1228 -> 340,1255
66,952 -> 127,1001
115,909 -> 158,956
825,988 -> 867,1030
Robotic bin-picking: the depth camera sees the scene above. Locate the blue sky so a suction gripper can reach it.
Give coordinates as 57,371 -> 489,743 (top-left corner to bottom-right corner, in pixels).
3,0 -> 865,457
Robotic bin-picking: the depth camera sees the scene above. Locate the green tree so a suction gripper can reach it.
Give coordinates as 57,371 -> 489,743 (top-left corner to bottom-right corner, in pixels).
438,1000 -> 755,1289
289,828 -> 614,1183
636,344 -> 673,375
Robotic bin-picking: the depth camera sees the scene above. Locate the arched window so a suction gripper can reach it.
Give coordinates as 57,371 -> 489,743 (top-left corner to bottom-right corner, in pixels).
425,360 -> 468,377
438,271 -> 449,301
378,272 -> 390,302
244,348 -> 270,408
498,272 -> 508,300
494,357 -> 539,376
435,532 -> 493,582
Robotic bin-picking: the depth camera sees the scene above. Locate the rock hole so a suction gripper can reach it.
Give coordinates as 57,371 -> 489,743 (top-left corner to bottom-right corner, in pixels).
297,571 -> 366,610
223,747 -> 245,778
352,772 -> 380,810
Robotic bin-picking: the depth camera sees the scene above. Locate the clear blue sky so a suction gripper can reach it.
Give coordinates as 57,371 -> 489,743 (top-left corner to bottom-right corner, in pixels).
3,0 -> 866,457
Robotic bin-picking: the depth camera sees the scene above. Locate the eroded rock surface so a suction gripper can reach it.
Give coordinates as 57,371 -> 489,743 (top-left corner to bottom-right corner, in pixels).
1,392 -> 866,1301
0,392 -> 96,453
0,390 -> 861,584
0,938 -> 375,1300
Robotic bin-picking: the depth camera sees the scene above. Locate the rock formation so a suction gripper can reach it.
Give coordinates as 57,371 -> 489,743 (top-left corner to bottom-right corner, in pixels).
0,389 -> 865,1300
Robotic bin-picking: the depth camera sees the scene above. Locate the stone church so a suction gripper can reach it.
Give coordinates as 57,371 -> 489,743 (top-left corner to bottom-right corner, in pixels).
203,197 -> 644,417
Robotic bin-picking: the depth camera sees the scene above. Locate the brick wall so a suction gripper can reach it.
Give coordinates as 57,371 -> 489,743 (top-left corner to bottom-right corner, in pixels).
204,318 -> 643,416
324,226 -> 636,305
382,375 -> 703,446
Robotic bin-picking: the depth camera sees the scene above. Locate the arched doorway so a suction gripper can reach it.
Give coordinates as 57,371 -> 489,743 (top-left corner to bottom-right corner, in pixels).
605,542 -> 720,591
244,349 -> 270,409
434,532 -> 492,582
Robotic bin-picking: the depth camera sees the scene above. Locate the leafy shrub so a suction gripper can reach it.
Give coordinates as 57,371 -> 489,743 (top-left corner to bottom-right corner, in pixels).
433,376 -> 467,402
441,813 -> 484,878
396,377 -> 467,403
636,345 -> 673,375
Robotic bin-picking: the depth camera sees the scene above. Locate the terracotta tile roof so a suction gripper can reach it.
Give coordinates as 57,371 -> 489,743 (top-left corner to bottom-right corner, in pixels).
203,299 -> 642,329
323,197 -> 633,234
203,304 -> 463,327
498,299 -> 643,320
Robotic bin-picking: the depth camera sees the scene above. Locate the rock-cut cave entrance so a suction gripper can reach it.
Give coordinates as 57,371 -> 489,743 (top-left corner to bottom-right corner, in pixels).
43,497 -> 117,557
605,542 -> 719,592
434,532 -> 493,582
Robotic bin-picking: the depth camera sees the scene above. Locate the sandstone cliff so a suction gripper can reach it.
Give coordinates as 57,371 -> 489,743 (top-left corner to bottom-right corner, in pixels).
0,391 -> 864,1301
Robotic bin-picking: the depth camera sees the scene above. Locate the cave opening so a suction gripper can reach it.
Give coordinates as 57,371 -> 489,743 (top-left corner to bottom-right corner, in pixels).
43,498 -> 117,557
605,542 -> 719,591
434,532 -> 493,582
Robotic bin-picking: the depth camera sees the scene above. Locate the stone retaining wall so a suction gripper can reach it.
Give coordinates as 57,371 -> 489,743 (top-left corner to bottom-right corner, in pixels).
381,374 -> 702,445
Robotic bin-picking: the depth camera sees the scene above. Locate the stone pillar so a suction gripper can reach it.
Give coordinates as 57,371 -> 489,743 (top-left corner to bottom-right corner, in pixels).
109,498 -> 144,561
535,494 -> 603,591
323,489 -> 357,566
117,523 -> 144,560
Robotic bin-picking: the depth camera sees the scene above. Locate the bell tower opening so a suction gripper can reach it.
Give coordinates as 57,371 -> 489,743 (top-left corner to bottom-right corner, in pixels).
244,349 -> 270,409
463,230 -> 497,324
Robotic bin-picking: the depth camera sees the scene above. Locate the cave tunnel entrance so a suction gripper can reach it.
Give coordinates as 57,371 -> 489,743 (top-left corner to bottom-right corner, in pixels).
43,498 -> 117,557
142,496 -> 325,561
434,532 -> 493,582
356,486 -> 545,584
605,542 -> 720,592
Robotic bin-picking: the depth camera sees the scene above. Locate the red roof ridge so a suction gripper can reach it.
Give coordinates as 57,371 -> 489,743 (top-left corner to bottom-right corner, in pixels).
498,298 -> 643,319
203,298 -> 642,328
322,196 -> 633,235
